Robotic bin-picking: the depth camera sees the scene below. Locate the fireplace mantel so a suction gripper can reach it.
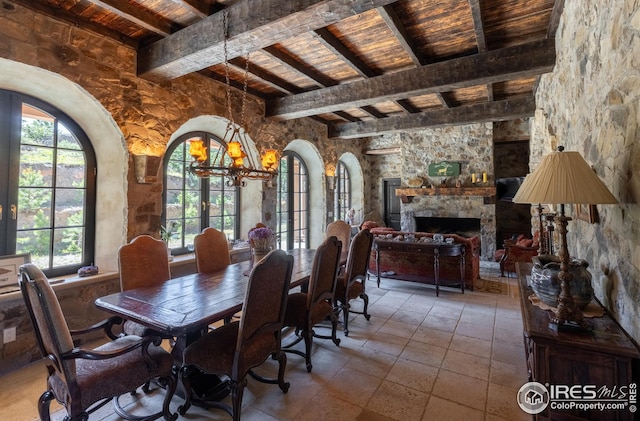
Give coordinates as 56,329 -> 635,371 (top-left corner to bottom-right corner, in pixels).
396,187 -> 496,203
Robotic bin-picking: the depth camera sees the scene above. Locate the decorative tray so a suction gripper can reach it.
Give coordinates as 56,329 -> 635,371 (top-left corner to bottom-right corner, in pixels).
407,177 -> 423,188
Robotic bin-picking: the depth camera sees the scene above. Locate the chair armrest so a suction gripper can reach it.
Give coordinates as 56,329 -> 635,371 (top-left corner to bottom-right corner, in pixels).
70,316 -> 124,341
62,334 -> 163,366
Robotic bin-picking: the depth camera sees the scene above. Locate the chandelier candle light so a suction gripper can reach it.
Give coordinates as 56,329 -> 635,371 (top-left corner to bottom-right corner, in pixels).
187,9 -> 278,187
513,146 -> 617,330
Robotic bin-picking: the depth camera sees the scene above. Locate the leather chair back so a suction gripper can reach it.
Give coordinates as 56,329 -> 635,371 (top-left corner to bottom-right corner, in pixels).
118,234 -> 171,291
194,227 -> 230,273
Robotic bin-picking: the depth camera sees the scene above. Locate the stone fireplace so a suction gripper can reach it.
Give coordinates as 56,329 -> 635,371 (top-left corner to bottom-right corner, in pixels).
401,196 -> 496,261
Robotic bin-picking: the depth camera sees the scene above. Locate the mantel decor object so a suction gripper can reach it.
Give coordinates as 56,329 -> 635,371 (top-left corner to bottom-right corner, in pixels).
513,146 -> 617,330
428,161 -> 460,178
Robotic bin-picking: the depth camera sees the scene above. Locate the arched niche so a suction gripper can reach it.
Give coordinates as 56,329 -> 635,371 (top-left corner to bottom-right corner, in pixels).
0,58 -> 126,272
284,139 -> 326,248
338,152 -> 365,224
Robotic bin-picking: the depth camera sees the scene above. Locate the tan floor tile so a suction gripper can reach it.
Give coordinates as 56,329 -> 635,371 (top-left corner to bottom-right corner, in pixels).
385,357 -> 439,393
428,304 -> 463,320
491,341 -> 526,366
420,314 -> 459,333
325,367 -> 382,407
432,369 -> 488,411
378,318 -> 419,339
486,382 -> 530,421
493,325 -> 525,347
455,320 -> 494,341
411,325 -> 454,347
344,347 -> 397,378
293,391 -> 364,421
489,359 -> 528,390
390,309 -> 428,325
449,334 -> 492,357
365,380 -> 429,421
362,331 -> 409,357
422,395 -> 484,421
400,340 -> 447,368
441,349 -> 491,380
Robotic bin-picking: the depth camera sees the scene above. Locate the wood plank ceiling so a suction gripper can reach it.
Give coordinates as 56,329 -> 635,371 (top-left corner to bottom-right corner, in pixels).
14,0 -> 564,139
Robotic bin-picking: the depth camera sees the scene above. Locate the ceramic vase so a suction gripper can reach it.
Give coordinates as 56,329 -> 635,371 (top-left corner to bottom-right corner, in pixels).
530,255 -> 593,309
252,248 -> 271,265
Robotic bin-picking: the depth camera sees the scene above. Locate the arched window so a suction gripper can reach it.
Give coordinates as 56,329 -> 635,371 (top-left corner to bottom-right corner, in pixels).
334,160 -> 351,222
0,90 -> 96,277
276,151 -> 309,250
163,132 -> 240,255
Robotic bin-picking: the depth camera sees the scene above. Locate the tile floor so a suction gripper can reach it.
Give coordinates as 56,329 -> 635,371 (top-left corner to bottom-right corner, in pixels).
1,262 -> 531,421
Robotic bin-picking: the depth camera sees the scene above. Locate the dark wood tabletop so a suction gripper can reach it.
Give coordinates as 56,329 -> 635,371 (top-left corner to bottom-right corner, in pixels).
95,249 -> 316,339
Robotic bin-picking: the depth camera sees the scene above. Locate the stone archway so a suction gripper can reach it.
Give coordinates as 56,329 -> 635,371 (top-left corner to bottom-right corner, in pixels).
0,58 -> 126,271
284,139 -> 326,248
337,152 -> 365,225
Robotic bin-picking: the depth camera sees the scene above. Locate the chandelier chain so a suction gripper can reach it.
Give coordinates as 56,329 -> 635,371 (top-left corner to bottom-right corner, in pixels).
222,8 -> 250,130
222,9 -> 234,126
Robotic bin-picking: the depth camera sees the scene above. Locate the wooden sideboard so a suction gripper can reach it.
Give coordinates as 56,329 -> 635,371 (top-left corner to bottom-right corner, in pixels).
373,239 -> 465,296
516,263 -> 640,421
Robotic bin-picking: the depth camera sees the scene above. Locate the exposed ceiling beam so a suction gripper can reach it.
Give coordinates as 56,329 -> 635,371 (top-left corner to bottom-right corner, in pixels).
377,4 -> 453,109
329,96 -> 536,139
313,28 -> 376,78
8,0 -> 138,47
178,0 -> 217,18
87,0 -> 176,36
547,0 -> 566,38
467,0 -> 493,102
267,39 -> 555,120
260,46 -> 358,121
137,0 -> 399,81
261,47 -> 336,88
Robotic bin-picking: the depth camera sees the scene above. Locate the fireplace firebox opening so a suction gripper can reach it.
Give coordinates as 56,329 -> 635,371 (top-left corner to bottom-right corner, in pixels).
414,217 -> 481,237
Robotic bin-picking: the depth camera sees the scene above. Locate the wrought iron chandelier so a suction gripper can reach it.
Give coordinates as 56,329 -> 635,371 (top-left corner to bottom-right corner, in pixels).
187,9 -> 278,187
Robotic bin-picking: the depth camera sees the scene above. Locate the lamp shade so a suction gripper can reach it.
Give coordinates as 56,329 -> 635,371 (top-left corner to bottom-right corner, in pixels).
512,149 -> 617,205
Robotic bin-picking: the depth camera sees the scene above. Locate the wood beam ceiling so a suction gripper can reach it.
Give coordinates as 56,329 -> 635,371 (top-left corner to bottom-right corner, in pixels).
267,39 -> 555,120
330,96 -> 536,139
137,0 -> 398,81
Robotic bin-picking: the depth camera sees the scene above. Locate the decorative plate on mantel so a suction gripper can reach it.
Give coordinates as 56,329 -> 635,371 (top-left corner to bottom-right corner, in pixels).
407,177 -> 423,188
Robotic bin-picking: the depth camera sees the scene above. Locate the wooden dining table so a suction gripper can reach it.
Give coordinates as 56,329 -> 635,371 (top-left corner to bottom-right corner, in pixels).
94,248 -> 316,404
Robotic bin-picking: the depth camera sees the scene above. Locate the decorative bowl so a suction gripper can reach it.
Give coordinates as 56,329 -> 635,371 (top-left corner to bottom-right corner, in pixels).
407,177 -> 424,188
529,255 -> 594,309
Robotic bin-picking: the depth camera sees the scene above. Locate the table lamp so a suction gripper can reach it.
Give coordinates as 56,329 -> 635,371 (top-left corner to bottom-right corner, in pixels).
512,146 -> 617,328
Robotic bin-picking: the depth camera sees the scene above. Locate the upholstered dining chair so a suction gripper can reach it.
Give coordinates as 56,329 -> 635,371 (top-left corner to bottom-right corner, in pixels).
282,236 -> 342,372
334,228 -> 374,336
325,220 -> 352,254
194,227 -> 231,273
118,234 -> 171,290
178,249 -> 293,421
19,263 -> 178,421
118,234 -> 172,338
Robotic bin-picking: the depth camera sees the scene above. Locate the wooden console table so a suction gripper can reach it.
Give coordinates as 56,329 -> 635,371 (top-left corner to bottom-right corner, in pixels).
516,262 -> 640,421
374,239 -> 464,296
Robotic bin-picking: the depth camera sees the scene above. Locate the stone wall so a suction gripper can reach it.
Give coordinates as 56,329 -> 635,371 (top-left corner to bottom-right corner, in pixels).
533,0 -> 640,342
366,124 -> 497,260
0,2 -> 359,241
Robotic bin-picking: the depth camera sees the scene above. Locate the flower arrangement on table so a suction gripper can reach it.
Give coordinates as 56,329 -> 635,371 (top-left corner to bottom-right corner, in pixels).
248,226 -> 274,251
